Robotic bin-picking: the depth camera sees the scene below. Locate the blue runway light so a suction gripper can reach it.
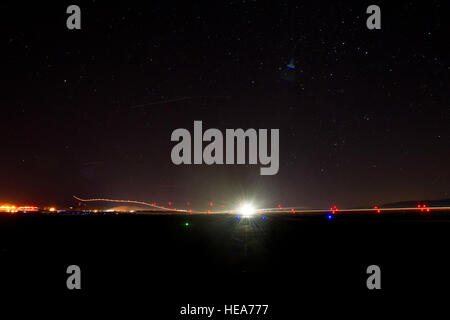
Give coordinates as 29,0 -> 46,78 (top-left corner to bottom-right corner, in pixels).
261,216 -> 266,220
236,216 -> 241,220
327,214 -> 333,220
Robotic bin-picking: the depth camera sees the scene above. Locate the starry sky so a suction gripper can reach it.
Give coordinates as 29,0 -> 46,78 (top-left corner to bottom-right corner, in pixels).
2,1 -> 449,209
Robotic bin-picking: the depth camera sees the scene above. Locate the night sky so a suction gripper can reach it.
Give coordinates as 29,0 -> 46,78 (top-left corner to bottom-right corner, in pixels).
2,1 -> 449,209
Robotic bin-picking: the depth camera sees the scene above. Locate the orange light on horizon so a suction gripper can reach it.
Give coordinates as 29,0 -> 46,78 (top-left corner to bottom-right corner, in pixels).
1,205 -> 39,213
0,205 -> 17,213
16,206 -> 39,212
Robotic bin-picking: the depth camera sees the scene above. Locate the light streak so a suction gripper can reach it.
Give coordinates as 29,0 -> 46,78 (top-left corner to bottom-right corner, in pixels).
73,195 -> 181,212
72,196 -> 450,215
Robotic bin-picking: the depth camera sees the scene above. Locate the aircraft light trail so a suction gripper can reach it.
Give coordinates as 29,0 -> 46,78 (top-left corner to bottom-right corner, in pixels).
73,196 -> 450,215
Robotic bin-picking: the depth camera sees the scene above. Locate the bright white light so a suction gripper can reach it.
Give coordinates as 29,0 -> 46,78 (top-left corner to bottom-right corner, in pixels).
239,204 -> 256,217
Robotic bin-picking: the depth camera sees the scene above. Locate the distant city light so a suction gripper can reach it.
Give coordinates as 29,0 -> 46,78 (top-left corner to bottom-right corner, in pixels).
0,205 -> 17,213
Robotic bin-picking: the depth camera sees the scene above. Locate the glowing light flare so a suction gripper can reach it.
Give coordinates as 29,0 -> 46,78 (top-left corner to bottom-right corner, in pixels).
239,204 -> 256,217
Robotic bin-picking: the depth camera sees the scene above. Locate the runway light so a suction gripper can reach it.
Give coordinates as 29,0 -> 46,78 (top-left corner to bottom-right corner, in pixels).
261,216 -> 266,220
236,216 -> 241,220
239,204 -> 256,217
184,222 -> 190,227
327,214 -> 333,220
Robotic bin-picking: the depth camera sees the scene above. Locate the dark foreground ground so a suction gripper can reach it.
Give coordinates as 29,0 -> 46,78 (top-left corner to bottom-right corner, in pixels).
1,211 -> 449,317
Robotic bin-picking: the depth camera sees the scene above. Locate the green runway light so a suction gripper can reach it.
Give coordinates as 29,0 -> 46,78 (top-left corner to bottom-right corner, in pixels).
184,222 -> 190,227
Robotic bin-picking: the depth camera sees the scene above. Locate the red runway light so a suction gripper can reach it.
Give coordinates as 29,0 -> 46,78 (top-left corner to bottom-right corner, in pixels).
291,208 -> 295,214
